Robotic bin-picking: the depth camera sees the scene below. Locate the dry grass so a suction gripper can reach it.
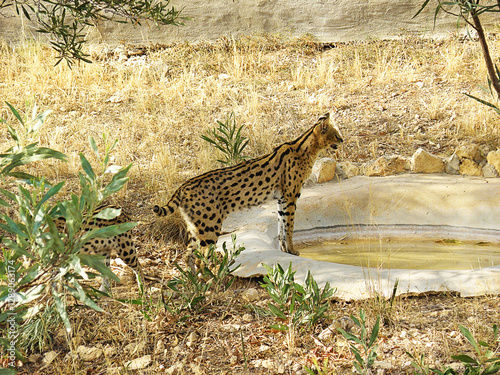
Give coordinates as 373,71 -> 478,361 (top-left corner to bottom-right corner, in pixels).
2,34 -> 500,199
1,33 -> 500,374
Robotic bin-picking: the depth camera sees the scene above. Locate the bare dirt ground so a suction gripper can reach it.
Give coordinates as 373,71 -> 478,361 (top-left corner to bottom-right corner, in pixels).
1,35 -> 500,374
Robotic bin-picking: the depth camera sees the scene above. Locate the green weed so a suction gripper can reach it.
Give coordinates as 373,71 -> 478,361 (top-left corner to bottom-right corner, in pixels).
260,262 -> 335,331
201,111 -> 249,166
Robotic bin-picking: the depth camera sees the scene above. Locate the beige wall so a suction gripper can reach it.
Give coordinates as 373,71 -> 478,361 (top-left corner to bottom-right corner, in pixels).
0,1 -> 485,45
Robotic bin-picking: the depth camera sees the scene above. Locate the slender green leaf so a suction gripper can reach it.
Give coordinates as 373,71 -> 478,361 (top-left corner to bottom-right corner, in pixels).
465,94 -> 500,115
459,325 -> 481,355
52,286 -> 71,333
5,101 -> 24,126
451,354 -> 479,364
93,207 -> 121,220
369,316 -> 380,347
79,153 -> 95,181
78,253 -> 120,282
67,279 -> 103,312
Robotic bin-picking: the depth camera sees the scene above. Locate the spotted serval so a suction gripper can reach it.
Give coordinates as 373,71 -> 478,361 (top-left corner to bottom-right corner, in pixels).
153,113 -> 343,269
54,205 -> 143,291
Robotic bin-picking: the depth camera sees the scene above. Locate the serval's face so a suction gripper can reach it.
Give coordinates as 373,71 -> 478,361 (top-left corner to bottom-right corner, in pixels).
315,113 -> 343,150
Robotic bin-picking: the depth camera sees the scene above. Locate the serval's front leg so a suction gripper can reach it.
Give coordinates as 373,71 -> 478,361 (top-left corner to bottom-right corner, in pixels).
277,195 -> 299,256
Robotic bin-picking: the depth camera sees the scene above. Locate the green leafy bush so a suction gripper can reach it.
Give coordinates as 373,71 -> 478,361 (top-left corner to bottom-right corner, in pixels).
0,102 -> 134,362
162,234 -> 244,319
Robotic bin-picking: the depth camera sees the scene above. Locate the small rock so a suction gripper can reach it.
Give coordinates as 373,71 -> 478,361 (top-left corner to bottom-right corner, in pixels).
165,363 -> 183,375
312,158 -> 337,183
456,144 -> 481,162
365,155 -> 408,177
42,351 -> 58,366
459,159 -> 482,176
103,346 -> 117,357
155,339 -> 165,354
125,354 -> 152,370
242,313 -> 253,322
445,153 -> 460,175
241,288 -> 259,302
187,332 -> 199,347
28,353 -> 42,363
374,360 -> 394,370
77,345 -> 103,361
336,161 -> 360,179
411,148 -> 445,173
483,163 -> 499,178
261,359 -> 274,369
487,150 -> 500,174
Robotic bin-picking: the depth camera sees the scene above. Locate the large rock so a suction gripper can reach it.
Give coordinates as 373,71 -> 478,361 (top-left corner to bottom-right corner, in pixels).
365,155 -> 408,177
456,144 -> 482,162
411,148 -> 445,174
336,161 -> 360,179
311,158 -> 337,183
483,164 -> 499,178
445,153 -> 460,175
459,159 -> 482,176
487,150 -> 500,174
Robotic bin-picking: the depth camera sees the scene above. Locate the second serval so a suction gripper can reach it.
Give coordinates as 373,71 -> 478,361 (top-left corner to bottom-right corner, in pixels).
154,113 -> 343,269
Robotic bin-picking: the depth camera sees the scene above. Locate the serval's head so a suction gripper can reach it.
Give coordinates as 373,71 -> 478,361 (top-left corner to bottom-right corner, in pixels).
313,112 -> 343,151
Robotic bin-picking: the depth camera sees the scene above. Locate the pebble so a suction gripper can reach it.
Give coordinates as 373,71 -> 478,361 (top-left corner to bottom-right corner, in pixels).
187,331 -> 199,347
124,354 -> 152,370
241,288 -> 259,302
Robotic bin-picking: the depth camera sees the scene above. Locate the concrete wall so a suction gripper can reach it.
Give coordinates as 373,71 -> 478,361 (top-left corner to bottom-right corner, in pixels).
0,1 -> 485,45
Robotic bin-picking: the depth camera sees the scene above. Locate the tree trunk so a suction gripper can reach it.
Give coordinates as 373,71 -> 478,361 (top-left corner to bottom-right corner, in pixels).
471,6 -> 500,98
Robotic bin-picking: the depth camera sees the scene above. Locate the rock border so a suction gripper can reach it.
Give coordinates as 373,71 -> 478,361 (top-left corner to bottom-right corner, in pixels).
310,145 -> 500,183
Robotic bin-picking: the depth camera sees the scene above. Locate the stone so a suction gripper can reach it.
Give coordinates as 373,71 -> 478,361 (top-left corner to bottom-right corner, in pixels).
186,332 -> 199,347
459,159 -> 482,176
311,158 -> 337,183
365,155 -> 408,177
483,164 -> 499,178
103,346 -> 117,357
77,345 -> 103,361
42,351 -> 58,366
155,339 -> 165,354
336,161 -> 360,179
241,287 -> 259,302
411,148 -> 445,173
242,313 -> 253,322
445,153 -> 460,175
456,144 -> 481,162
487,150 -> 500,174
373,361 -> 395,370
165,363 -> 183,375
125,355 -> 152,370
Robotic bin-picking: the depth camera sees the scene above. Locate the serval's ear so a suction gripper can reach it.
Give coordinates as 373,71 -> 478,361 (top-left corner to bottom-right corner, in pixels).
318,112 -> 330,133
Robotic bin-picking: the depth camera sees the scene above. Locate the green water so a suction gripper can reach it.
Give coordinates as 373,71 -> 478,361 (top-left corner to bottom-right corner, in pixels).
298,238 -> 500,270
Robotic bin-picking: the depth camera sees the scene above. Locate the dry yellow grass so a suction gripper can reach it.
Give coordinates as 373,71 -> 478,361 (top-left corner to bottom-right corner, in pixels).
2,34 -> 499,205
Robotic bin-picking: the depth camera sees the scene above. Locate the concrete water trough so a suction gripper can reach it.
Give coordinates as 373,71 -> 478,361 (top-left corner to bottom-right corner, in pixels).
218,174 -> 500,300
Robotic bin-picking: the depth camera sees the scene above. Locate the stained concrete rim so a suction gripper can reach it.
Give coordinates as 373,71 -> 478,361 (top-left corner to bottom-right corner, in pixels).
218,174 -> 500,300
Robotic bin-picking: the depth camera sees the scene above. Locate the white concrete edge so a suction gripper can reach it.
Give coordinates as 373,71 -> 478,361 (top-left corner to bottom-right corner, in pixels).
217,175 -> 500,301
